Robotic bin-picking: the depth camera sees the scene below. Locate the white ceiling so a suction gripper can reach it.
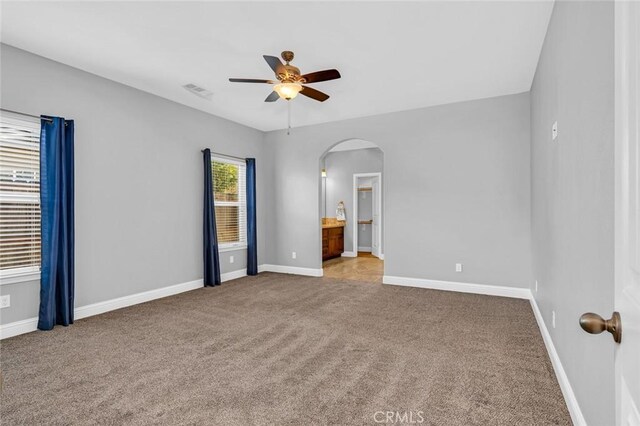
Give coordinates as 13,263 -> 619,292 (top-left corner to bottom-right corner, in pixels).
0,1 -> 553,132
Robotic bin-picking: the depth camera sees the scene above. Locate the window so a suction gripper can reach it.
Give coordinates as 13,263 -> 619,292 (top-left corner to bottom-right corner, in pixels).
0,115 -> 41,282
212,156 -> 246,250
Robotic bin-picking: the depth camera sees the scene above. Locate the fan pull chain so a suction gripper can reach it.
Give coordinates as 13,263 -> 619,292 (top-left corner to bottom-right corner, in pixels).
287,100 -> 292,135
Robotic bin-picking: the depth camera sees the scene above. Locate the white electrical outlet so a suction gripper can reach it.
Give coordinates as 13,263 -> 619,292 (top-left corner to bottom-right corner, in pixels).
0,295 -> 10,309
552,121 -> 558,141
292,251 -> 297,259
552,310 -> 556,328
229,255 -> 234,264
535,280 -> 538,293
455,263 -> 463,272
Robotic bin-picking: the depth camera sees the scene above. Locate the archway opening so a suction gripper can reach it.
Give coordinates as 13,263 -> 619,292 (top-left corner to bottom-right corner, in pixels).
319,139 -> 384,283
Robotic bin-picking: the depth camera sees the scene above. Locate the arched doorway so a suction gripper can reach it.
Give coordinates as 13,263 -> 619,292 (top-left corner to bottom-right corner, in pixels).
319,139 -> 384,283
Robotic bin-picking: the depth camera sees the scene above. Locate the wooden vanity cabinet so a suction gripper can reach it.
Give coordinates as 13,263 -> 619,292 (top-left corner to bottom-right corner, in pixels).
322,226 -> 344,261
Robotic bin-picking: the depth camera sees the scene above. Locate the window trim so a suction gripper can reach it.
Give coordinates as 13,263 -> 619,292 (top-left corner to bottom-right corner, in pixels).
0,112 -> 41,285
218,243 -> 248,252
0,266 -> 40,285
211,155 -> 247,251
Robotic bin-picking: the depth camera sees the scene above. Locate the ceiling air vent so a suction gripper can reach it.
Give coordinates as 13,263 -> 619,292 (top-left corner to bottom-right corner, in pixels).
183,83 -> 213,100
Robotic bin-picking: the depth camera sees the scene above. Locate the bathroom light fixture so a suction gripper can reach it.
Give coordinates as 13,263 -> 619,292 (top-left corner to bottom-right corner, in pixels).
321,168 -> 327,178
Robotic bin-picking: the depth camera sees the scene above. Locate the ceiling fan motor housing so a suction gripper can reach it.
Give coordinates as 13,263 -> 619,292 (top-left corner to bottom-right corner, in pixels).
281,65 -> 301,82
278,51 -> 303,82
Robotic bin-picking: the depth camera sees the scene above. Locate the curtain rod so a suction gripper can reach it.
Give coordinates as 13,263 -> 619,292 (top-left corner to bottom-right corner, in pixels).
201,150 -> 246,162
1,108 -> 53,123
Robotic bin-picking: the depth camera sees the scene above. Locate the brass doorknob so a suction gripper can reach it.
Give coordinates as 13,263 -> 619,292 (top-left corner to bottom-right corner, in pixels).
579,311 -> 622,343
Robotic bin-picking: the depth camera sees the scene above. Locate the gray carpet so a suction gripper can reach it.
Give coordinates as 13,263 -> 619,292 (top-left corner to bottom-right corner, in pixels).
0,273 -> 570,425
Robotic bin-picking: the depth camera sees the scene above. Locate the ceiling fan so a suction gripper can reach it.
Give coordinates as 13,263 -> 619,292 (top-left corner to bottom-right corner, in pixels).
229,51 -> 341,102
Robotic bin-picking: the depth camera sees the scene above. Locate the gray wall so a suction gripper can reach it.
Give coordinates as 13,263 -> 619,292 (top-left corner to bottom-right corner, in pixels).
265,92 -> 533,288
322,148 -> 383,253
0,44 -> 268,325
530,2 -> 615,424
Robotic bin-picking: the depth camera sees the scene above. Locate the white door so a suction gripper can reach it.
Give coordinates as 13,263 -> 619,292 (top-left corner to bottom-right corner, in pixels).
371,176 -> 381,258
615,2 -> 640,424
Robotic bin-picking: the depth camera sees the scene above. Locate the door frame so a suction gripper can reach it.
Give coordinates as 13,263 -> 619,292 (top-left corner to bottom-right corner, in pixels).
352,172 -> 383,259
614,1 -> 640,424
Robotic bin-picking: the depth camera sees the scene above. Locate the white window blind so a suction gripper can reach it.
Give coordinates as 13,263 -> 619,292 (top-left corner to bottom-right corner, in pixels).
212,156 -> 246,249
0,115 -> 41,277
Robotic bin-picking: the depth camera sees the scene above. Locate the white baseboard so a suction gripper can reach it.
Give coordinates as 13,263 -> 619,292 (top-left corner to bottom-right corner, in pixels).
358,246 -> 372,252
382,275 -> 531,299
260,264 -> 323,277
0,317 -> 39,340
221,268 -> 247,282
341,251 -> 357,258
529,297 -> 586,426
74,279 -> 204,321
0,268 -> 256,340
378,254 -> 385,260
0,278 -> 200,340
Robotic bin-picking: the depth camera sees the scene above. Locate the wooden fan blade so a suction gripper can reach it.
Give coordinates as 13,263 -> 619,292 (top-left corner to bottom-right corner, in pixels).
300,86 -> 330,102
301,69 -> 341,84
265,91 -> 280,102
229,78 -> 275,84
263,55 -> 286,76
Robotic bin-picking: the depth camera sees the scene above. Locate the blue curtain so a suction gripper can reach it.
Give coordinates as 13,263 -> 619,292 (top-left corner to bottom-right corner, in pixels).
246,158 -> 258,275
203,149 -> 221,286
38,116 -> 75,331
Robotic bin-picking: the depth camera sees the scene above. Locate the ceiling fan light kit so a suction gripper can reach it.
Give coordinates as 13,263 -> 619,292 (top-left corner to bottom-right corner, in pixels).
273,82 -> 303,100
